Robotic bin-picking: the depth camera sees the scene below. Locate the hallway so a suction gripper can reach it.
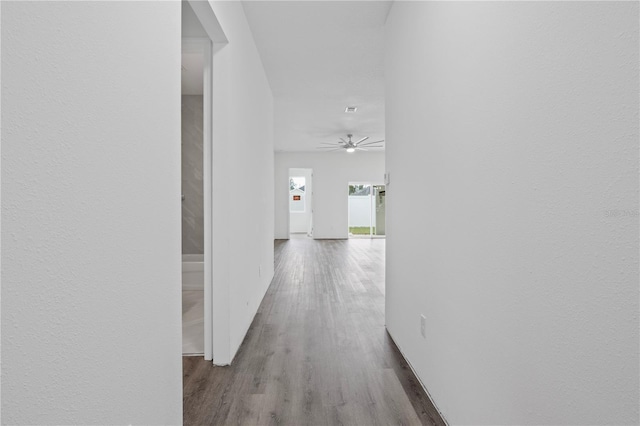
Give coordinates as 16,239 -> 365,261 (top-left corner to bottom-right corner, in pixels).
183,238 -> 444,425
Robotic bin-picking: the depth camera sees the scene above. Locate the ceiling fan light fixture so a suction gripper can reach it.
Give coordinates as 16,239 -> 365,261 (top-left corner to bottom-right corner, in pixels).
316,134 -> 383,153
345,106 -> 357,113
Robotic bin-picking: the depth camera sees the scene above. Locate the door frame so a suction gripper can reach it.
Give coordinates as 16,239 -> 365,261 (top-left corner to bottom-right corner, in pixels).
287,168 -> 314,238
182,37 -> 213,361
348,182 -> 385,238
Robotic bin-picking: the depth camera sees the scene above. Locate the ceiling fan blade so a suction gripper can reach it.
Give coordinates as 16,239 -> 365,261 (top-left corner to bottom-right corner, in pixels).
360,145 -> 383,148
358,140 -> 384,146
320,142 -> 342,145
339,138 -> 347,143
355,136 -> 369,145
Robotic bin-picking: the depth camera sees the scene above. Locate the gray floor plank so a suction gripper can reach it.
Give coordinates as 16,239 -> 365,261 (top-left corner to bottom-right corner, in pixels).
184,238 -> 445,426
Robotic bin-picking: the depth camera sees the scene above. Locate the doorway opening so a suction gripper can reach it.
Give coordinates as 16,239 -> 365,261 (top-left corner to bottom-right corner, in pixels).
289,168 -> 313,238
348,183 -> 386,238
181,0 -> 213,360
181,40 -> 205,357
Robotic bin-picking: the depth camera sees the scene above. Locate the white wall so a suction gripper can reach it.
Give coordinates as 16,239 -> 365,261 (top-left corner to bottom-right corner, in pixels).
385,2 -> 639,425
289,167 -> 312,234
209,1 -> 275,362
275,152 -> 384,239
1,2 -> 182,424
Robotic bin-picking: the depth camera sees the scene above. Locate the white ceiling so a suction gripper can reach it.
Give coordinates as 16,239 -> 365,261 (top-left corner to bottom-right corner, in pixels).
242,1 -> 391,152
182,1 -> 208,38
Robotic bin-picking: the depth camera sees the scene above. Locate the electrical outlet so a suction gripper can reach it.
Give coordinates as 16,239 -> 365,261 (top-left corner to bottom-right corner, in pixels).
420,314 -> 426,339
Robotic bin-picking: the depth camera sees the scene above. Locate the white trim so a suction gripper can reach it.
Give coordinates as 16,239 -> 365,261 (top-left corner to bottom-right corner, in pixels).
385,328 -> 449,426
187,0 -> 227,44
285,173 -> 290,239
210,40 -> 232,366
202,40 -> 213,362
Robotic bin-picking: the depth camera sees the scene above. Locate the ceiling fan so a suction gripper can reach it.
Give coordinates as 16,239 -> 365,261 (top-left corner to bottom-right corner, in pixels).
316,134 -> 384,153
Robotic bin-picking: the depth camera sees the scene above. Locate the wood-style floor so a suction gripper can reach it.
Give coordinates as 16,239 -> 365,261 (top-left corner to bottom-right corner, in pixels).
183,237 -> 445,426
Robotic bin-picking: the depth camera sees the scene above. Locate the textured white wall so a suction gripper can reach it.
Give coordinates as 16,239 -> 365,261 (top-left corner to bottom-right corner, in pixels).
385,2 -> 639,425
1,1 -> 182,424
275,152 -> 384,239
209,1 -> 275,362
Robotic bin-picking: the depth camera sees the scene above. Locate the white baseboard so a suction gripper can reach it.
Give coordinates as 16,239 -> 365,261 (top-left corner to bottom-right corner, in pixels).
182,283 -> 203,291
182,269 -> 204,291
385,327 -> 449,426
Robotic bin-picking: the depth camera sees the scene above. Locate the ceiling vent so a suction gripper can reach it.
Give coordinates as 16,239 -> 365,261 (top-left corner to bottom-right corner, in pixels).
345,106 -> 358,113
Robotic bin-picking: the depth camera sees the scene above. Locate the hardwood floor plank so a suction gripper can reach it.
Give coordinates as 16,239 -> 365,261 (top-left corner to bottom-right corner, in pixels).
183,238 -> 444,425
